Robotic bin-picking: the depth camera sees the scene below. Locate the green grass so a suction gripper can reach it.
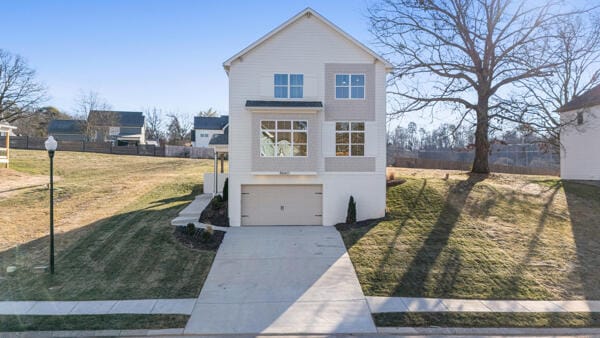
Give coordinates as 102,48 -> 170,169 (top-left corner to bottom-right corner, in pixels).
374,312 -> 600,328
0,314 -> 188,332
0,150 -> 220,301
338,168 -> 600,300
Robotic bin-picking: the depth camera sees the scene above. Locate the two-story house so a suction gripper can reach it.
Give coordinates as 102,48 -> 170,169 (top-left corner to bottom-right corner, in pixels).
88,110 -> 146,146
558,84 -> 600,180
192,115 -> 229,148
224,8 -> 392,226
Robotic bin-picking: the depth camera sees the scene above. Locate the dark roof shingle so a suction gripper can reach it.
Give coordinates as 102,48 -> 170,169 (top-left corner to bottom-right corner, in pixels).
194,115 -> 229,130
557,84 -> 600,112
48,119 -> 85,134
245,100 -> 323,108
88,111 -> 145,127
209,126 -> 228,145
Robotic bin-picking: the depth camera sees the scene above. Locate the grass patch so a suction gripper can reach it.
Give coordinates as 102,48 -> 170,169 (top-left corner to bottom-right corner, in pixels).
0,314 -> 188,332
337,168 -> 600,300
0,150 -> 223,301
374,312 -> 600,328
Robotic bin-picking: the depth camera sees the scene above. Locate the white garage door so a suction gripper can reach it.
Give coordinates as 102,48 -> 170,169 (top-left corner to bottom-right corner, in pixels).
241,185 -> 322,226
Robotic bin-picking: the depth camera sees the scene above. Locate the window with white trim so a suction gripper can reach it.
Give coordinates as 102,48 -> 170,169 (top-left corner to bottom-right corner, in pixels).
335,122 -> 364,156
274,74 -> 303,98
335,74 -> 365,99
260,120 -> 308,157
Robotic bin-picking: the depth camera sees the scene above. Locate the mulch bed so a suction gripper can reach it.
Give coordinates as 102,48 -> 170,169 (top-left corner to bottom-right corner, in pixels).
199,196 -> 229,227
173,226 -> 225,251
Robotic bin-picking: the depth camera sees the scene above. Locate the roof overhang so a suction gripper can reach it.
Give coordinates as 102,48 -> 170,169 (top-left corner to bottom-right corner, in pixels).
245,100 -> 323,113
222,8 -> 393,74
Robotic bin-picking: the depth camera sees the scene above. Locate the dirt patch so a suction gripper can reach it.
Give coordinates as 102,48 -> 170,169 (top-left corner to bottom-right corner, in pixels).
0,168 -> 57,198
174,226 -> 225,251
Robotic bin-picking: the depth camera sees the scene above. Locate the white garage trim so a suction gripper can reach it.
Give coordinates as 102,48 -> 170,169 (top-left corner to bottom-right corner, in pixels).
241,184 -> 323,226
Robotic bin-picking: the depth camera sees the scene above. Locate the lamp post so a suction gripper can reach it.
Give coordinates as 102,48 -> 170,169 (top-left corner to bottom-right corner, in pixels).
45,136 -> 58,274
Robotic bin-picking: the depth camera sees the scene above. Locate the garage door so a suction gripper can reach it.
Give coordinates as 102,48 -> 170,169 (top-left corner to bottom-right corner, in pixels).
241,185 -> 322,226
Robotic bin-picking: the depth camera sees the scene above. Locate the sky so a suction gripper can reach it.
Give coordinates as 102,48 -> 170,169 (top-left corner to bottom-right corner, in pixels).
3,1 -> 384,119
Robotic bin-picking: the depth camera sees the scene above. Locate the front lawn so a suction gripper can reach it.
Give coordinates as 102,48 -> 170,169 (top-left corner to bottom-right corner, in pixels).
337,168 -> 600,300
0,150 -> 220,300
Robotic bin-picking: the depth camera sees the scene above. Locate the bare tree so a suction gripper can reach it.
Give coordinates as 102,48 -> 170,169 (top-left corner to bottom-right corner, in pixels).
73,90 -> 117,141
369,0 -> 584,173
0,49 -> 47,123
12,106 -> 71,137
144,107 -> 165,141
166,112 -> 193,145
505,14 -> 600,151
198,107 -> 218,117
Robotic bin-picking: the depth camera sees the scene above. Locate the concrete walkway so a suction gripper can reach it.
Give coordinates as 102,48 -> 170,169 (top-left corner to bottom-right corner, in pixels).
170,194 -> 212,226
0,298 -> 196,315
184,226 -> 377,335
367,296 -> 600,313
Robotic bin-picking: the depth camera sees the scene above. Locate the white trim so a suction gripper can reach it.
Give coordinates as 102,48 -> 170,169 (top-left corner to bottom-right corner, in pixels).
222,8 -> 393,73
251,171 -> 318,176
260,119 -> 308,157
247,106 -> 321,113
335,121 -> 365,157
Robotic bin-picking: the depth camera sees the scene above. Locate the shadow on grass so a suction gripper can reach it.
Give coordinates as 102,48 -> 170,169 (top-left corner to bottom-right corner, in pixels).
0,183 -> 216,301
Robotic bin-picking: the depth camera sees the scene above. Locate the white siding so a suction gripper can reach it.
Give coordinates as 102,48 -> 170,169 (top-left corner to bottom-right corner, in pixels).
561,106 -> 600,180
227,13 -> 387,226
193,129 -> 224,148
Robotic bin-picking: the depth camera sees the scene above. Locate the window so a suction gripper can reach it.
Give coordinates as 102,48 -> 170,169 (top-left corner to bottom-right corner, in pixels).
336,122 -> 364,156
260,120 -> 307,157
335,74 -> 365,99
274,74 -> 303,98
577,111 -> 584,125
200,133 -> 209,138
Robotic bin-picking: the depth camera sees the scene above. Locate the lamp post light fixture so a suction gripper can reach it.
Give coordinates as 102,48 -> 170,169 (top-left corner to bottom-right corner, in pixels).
44,136 -> 58,274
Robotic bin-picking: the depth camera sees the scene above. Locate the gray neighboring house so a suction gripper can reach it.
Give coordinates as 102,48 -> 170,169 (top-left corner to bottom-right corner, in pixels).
87,110 -> 146,145
47,119 -> 86,141
192,115 -> 229,148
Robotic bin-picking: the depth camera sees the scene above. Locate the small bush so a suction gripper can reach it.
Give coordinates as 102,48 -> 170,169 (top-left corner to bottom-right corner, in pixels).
205,225 -> 214,235
200,228 -> 212,242
186,223 -> 196,236
387,171 -> 395,181
346,195 -> 357,224
222,178 -> 229,201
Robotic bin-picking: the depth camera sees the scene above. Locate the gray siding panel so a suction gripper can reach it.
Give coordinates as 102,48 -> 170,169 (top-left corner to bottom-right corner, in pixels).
251,112 -> 320,172
325,157 -> 376,172
324,63 -> 375,121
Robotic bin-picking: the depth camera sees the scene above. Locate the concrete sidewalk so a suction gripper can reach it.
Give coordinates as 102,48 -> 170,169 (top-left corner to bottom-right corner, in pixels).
184,226 -> 377,335
0,298 -> 196,315
367,296 -> 600,313
170,194 -> 212,226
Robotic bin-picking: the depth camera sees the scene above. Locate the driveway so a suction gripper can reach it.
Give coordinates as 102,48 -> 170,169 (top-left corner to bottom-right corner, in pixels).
184,226 -> 376,334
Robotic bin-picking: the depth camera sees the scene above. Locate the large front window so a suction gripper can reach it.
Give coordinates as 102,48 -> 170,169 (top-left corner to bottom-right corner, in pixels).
260,120 -> 308,157
274,74 -> 304,98
335,74 -> 365,99
336,122 -> 364,156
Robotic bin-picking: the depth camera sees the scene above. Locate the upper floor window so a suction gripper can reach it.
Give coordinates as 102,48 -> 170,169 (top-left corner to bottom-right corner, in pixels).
260,120 -> 308,157
336,122 -> 364,156
274,74 -> 303,98
335,74 -> 365,99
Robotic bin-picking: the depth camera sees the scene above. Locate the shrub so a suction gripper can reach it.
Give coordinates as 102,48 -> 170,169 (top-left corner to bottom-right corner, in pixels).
346,195 -> 357,224
200,228 -> 213,242
222,178 -> 229,201
186,223 -> 196,236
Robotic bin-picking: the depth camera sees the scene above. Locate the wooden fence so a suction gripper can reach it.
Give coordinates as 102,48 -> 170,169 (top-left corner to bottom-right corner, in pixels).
390,156 -> 559,176
0,136 -> 215,159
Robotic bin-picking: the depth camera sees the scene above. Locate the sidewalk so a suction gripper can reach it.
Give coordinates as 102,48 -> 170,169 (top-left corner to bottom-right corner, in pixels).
0,299 -> 196,315
367,296 -> 600,313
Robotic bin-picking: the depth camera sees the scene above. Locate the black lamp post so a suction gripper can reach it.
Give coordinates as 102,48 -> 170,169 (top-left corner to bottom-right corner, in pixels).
45,136 -> 57,274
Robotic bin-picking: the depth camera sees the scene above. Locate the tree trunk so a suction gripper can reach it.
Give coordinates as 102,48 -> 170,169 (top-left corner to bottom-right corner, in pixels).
472,99 -> 491,174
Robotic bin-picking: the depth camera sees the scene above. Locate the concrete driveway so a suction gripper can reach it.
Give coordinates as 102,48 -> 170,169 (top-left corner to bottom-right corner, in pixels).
184,226 -> 376,335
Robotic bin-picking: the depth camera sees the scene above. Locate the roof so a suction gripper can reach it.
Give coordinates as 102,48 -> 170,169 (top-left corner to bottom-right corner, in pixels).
222,7 -> 393,73
48,119 -> 85,134
88,110 -> 145,127
557,84 -> 600,112
209,126 -> 228,145
246,100 -> 323,108
194,115 -> 229,130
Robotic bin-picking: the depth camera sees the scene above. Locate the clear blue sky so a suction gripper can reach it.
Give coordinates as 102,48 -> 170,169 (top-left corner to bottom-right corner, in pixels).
4,0 -> 376,118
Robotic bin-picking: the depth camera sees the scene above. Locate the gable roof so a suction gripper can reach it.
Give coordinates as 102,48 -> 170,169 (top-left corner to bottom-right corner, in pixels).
194,115 -> 229,130
557,84 -> 600,112
88,110 -> 145,127
223,7 -> 393,73
48,119 -> 85,134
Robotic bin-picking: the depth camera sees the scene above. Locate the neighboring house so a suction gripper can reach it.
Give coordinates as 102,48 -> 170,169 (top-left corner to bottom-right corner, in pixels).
223,8 -> 392,226
47,119 -> 86,141
192,115 -> 229,147
558,84 -> 600,180
88,110 -> 146,145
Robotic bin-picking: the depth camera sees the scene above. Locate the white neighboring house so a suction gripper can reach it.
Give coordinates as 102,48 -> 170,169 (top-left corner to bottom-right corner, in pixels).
559,85 -> 600,180
192,116 -> 229,148
223,8 -> 392,226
